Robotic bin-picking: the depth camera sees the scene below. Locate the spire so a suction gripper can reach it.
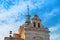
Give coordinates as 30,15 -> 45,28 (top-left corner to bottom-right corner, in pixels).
27,5 -> 29,15
25,5 -> 30,24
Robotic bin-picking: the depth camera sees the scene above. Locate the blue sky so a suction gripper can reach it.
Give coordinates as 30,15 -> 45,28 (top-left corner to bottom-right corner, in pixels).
0,0 -> 60,40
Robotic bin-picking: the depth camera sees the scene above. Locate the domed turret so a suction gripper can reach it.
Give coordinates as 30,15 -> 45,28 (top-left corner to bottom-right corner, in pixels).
25,5 -> 30,24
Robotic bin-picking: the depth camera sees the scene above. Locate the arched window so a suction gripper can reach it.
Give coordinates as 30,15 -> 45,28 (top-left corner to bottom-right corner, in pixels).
38,23 -> 40,28
33,22 -> 36,27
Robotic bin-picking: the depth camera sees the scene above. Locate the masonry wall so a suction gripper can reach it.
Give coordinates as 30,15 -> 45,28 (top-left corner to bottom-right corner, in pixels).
25,30 -> 49,40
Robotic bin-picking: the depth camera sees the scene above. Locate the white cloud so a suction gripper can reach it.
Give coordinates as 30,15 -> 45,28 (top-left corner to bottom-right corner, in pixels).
49,24 -> 60,40
0,1 -> 27,40
50,34 -> 60,40
49,26 -> 60,32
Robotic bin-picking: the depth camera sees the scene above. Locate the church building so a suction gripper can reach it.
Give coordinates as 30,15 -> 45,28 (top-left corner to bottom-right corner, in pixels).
4,6 -> 50,40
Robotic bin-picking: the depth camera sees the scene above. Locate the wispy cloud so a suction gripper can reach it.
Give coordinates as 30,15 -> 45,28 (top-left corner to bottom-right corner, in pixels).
42,8 -> 60,23
50,33 -> 60,40
49,24 -> 60,40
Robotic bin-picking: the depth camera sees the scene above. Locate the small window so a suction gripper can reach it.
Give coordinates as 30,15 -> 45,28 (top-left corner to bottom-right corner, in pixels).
38,23 -> 40,28
33,22 -> 36,27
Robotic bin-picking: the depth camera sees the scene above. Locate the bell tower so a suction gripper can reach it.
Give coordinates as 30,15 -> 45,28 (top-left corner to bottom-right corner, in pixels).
31,14 -> 42,28
25,13 -> 50,40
